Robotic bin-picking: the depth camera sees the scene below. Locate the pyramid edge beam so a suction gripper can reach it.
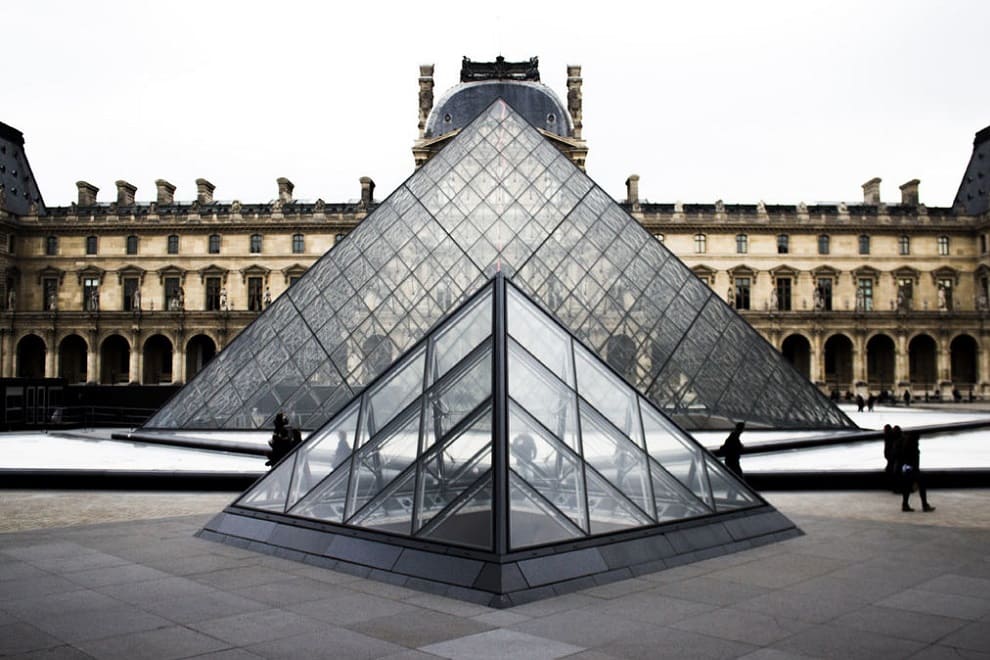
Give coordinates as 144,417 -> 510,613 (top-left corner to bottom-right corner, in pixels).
197,504 -> 801,608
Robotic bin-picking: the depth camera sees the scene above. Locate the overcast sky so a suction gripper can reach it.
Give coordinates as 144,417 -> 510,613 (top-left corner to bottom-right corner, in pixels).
6,1 -> 989,209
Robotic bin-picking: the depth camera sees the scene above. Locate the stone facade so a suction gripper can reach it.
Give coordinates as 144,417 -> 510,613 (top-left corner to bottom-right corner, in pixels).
1,61 -> 988,401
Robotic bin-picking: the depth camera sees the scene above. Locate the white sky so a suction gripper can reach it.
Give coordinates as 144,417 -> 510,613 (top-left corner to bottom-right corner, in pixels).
5,1 -> 989,209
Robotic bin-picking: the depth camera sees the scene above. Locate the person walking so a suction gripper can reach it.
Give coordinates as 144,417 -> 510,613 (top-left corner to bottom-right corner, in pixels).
856,394 -> 865,413
903,389 -> 912,407
720,422 -> 746,479
899,431 -> 935,512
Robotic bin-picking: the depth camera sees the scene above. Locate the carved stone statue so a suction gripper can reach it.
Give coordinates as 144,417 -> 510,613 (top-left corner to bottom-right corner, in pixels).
230,200 -> 242,214
132,288 -> 141,312
937,285 -> 947,311
855,285 -> 865,312
769,287 -> 778,311
6,288 -> 14,311
897,286 -> 907,312
177,286 -> 185,310
727,286 -> 735,309
47,290 -> 57,311
813,287 -> 823,312
219,287 -> 228,311
88,288 -> 99,312
264,287 -> 272,308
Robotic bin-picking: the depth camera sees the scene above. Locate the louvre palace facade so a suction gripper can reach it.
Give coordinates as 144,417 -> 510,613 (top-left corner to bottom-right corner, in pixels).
1,56 -> 989,403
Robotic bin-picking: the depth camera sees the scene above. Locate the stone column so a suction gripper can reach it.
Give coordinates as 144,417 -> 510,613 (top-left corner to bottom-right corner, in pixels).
810,331 -> 824,384
980,332 -> 990,395
895,331 -> 909,386
172,341 -> 185,385
87,331 -> 99,384
852,333 -> 867,386
44,331 -> 56,378
1,330 -> 11,378
129,332 -> 141,384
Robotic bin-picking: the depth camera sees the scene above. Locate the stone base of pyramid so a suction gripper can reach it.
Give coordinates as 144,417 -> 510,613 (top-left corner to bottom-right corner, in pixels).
197,505 -> 800,608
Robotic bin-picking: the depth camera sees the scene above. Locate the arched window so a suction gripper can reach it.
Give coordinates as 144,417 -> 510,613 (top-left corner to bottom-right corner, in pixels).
899,235 -> 911,255
694,233 -> 707,254
126,235 -> 138,255
735,234 -> 748,254
937,235 -> 949,256
250,234 -> 263,254
208,234 -> 221,254
292,233 -> 305,254
817,235 -> 830,255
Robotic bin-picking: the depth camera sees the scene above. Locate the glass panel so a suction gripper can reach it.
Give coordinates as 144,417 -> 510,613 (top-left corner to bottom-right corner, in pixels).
507,340 -> 579,452
574,344 -> 643,447
579,403 -> 653,518
237,456 -> 295,513
349,468 -> 417,535
584,468 -> 654,535
422,348 -> 492,451
649,459 -> 711,522
415,410 -> 492,531
705,455 -> 759,511
640,401 -> 711,507
287,403 -> 359,509
509,403 -> 587,532
348,409 -> 421,518
288,456 -> 352,523
507,285 -> 574,386
359,346 -> 425,446
430,287 -> 492,384
509,471 -> 584,549
419,473 -> 493,550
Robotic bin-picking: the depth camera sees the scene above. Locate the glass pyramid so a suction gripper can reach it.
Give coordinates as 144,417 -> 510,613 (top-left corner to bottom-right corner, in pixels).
234,276 -> 760,552
146,99 -> 853,432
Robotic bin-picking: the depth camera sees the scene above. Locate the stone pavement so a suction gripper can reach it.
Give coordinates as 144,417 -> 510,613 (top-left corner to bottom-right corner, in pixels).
1,491 -> 989,659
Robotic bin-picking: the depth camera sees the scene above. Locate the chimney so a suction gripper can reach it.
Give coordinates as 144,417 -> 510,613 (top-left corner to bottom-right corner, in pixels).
566,65 -> 583,140
625,174 -> 640,208
277,177 -> 294,203
418,64 -> 435,139
359,176 -> 375,209
155,179 -> 176,205
862,177 -> 882,205
195,178 -> 215,204
76,181 -> 99,206
899,178 -> 920,206
115,180 -> 137,206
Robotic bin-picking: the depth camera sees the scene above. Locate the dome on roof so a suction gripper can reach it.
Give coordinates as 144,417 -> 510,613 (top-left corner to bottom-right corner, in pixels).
425,80 -> 572,139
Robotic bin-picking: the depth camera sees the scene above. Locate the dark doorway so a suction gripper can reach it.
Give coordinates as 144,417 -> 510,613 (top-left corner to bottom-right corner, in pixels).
58,334 -> 88,384
866,334 -> 895,390
781,334 -> 811,379
823,334 -> 853,390
908,334 -> 937,387
186,335 -> 217,381
100,335 -> 131,384
16,335 -> 46,379
143,335 -> 174,384
950,334 -> 978,384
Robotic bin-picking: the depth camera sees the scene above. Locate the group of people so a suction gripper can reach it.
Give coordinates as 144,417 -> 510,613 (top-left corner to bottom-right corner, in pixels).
265,411 -> 303,467
883,424 -> 935,512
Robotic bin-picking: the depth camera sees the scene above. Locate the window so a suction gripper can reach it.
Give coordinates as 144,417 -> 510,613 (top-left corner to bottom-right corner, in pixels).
247,277 -> 264,311
123,277 -> 139,311
897,278 -> 913,311
126,235 -> 138,255
694,233 -> 707,254
736,234 -> 748,254
42,277 -> 58,311
937,235 -> 949,256
292,233 -> 305,254
899,235 -> 910,255
817,235 -> 830,255
85,236 -> 97,255
164,277 -> 182,310
734,277 -> 751,310
83,277 -> 99,311
858,235 -> 870,255
249,234 -> 263,254
205,277 -> 222,311
45,235 -> 58,256
937,278 -> 953,311
777,234 -> 789,254
654,233 -> 664,244
816,278 -> 833,311
167,234 -> 179,255
775,277 -> 792,311
857,278 -> 873,312
208,234 -> 221,254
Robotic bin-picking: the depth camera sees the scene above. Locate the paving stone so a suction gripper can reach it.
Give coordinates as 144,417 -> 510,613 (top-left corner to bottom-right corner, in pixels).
938,620 -> 990,653
189,608 -> 326,646
30,605 -> 172,643
0,560 -> 53,581
736,583 -> 872,624
831,604 -> 968,643
0,622 -> 62,655
878,588 -> 990,621
1,588 -> 122,620
231,577 -> 339,607
0,574 -> 84,602
28,551 -> 133,575
285,591 -> 418,626
97,575 -> 216,604
915,574 -> 990,600
591,591 -> 718,627
509,607 -> 657,648
650,576 -> 771,606
0,645 -> 97,659
471,609 -> 532,627
772,622 -> 925,659
193,565 -> 298,590
74,624 -> 231,660
705,553 -> 849,589
420,628 -> 585,660
905,645 -> 990,659
671,606 -> 812,646
596,625 -> 758,660
247,626 -> 405,660
64,562 -> 171,588
579,577 -> 654,599
348,610 -> 494,647
138,590 -> 270,625
404,592 -> 492,617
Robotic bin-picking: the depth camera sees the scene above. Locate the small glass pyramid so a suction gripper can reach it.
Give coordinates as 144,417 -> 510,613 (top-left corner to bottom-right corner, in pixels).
147,99 -> 854,433
234,276 -> 760,552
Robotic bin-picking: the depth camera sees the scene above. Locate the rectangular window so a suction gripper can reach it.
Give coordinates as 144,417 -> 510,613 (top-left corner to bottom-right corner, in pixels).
858,235 -> 870,255
83,277 -> 99,311
164,277 -> 182,310
736,234 -> 748,254
694,233 -> 707,254
208,234 -> 221,254
167,235 -> 179,255
42,277 -> 58,311
247,277 -> 264,311
897,278 -> 913,311
818,235 -> 830,255
816,278 -> 833,311
899,235 -> 910,255
775,277 -> 791,311
250,234 -> 263,254
858,278 -> 873,312
734,277 -> 751,310
45,236 -> 58,256
937,236 -> 949,256
777,234 -> 789,254
123,277 -> 139,312
85,236 -> 97,255
126,235 -> 138,255
292,233 -> 305,254
205,277 -> 221,311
